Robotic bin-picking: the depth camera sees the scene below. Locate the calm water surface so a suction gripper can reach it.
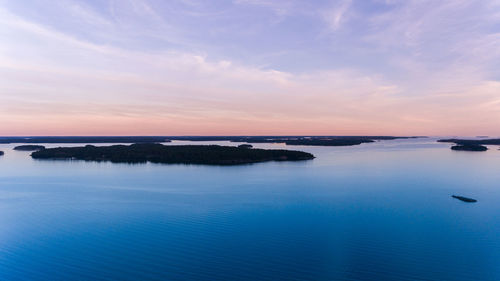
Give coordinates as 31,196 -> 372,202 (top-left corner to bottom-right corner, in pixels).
0,139 -> 499,280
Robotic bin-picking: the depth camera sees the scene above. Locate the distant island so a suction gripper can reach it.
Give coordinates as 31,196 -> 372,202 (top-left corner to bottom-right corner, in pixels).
227,136 -> 423,146
450,145 -> 487,151
438,138 -> 500,151
238,144 -> 253,148
0,151 -> 3,156
30,143 -> 315,165
452,195 -> 477,203
438,138 -> 500,145
0,136 -> 424,147
13,145 -> 46,151
0,136 -> 171,144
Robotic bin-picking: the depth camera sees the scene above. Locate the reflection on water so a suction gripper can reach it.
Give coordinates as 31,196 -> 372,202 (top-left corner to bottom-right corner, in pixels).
1,139 -> 499,280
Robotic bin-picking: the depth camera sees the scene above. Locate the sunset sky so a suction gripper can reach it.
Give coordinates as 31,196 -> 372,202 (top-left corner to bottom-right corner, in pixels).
1,0 -> 500,136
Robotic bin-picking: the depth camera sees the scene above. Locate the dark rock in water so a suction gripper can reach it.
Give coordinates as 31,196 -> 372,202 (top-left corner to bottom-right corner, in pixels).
0,151 -> 4,156
14,145 -> 46,151
451,145 -> 487,151
452,195 -> 477,203
238,144 -> 253,149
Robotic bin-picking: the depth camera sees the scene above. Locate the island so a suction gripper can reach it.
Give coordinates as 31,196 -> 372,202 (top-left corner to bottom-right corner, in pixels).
13,145 -> 46,151
452,195 -> 477,203
228,136 -> 423,146
0,136 -> 424,147
438,138 -> 500,145
438,138 -> 500,151
0,136 -> 171,144
0,151 -> 3,156
30,143 -> 315,165
238,144 -> 253,148
451,145 -> 487,151
284,138 -> 375,146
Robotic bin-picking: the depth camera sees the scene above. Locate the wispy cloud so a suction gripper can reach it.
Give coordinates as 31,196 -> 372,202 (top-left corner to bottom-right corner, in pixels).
232,0 -> 293,17
0,0 -> 500,135
322,0 -> 352,31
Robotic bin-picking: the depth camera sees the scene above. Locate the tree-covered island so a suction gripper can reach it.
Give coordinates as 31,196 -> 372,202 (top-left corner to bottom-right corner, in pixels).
450,145 -> 488,151
14,145 -> 46,151
31,143 -> 315,165
438,138 -> 498,151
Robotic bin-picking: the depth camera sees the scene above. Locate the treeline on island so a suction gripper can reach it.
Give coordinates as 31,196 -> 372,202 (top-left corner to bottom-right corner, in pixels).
13,145 -> 46,151
438,138 -> 500,151
30,143 -> 315,165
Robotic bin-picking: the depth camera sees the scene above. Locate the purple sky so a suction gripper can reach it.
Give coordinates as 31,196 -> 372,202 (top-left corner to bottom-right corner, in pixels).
1,0 -> 499,136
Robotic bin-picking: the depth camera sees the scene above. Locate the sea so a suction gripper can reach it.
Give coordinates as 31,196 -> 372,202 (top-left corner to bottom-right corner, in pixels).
0,138 -> 499,280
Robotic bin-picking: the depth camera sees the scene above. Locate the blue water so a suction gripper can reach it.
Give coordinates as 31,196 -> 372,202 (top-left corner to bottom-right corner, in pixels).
1,138 -> 499,280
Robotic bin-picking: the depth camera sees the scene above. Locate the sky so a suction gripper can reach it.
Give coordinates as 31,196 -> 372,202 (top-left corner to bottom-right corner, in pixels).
1,0 -> 499,136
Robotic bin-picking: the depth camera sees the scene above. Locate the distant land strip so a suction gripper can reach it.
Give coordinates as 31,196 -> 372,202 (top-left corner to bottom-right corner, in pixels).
13,145 -> 46,151
437,138 -> 500,151
438,138 -> 500,145
173,136 -> 423,146
0,136 -> 424,146
0,136 -> 170,144
30,144 -> 315,165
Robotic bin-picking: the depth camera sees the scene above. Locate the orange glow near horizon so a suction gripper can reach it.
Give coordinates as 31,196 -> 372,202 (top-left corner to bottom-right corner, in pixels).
1,2 -> 500,137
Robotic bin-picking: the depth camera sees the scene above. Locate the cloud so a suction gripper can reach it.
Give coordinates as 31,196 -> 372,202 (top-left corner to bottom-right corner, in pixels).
362,0 -> 500,71
0,9 -> 398,135
66,2 -> 114,27
232,0 -> 292,17
321,0 -> 352,31
1,1 -> 500,135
